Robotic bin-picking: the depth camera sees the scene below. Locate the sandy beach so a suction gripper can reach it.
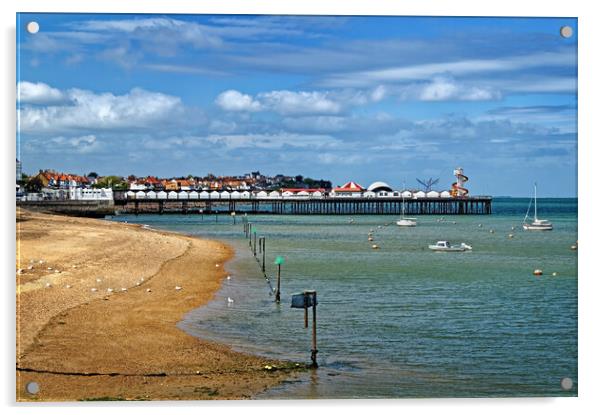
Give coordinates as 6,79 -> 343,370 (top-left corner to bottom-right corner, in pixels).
16,209 -> 300,401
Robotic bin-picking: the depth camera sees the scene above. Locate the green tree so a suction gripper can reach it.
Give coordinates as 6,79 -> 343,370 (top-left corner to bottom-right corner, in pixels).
25,176 -> 45,192
93,176 -> 127,190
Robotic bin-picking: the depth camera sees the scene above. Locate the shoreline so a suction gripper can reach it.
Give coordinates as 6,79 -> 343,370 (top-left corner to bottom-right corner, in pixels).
16,209 -> 301,401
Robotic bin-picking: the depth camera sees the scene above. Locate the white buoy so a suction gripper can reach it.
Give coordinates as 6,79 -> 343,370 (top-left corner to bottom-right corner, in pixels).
489,229 -> 495,234
533,269 -> 543,276
552,272 -> 558,276
508,234 -> 514,239
372,244 -> 379,249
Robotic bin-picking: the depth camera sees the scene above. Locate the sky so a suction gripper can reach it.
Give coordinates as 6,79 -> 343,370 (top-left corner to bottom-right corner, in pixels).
16,13 -> 577,197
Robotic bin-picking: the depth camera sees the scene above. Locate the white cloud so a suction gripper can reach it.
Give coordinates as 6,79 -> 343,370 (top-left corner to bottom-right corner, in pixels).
404,77 -> 501,101
50,134 -> 100,153
17,81 -> 65,104
215,90 -> 262,112
258,90 -> 341,115
19,84 -> 186,134
206,133 -> 341,149
321,50 -> 575,87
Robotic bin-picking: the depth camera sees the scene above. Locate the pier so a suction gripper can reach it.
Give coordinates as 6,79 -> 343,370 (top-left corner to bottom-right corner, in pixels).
114,192 -> 492,215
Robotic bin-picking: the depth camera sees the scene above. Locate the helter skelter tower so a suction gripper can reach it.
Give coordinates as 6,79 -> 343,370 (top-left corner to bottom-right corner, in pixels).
451,167 -> 469,197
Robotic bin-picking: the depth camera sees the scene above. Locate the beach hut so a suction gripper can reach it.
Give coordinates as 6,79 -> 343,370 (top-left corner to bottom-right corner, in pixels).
146,190 -> 157,199
126,190 -> 136,199
135,191 -> 146,199
210,191 -> 220,199
230,191 -> 241,199
427,191 -> 440,198
256,191 -> 268,199
401,190 -> 412,198
363,191 -> 376,198
440,190 -> 452,198
188,191 -> 199,199
414,191 -> 426,199
297,191 -> 310,197
269,190 -> 281,198
199,191 -> 209,199
219,190 -> 231,199
240,191 -> 251,199
156,191 -> 167,199
168,191 -> 179,200
282,190 -> 294,198
178,191 -> 189,200
311,190 -> 323,198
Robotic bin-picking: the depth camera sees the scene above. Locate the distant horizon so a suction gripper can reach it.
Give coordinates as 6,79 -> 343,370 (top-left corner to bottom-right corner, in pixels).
17,14 -> 577,198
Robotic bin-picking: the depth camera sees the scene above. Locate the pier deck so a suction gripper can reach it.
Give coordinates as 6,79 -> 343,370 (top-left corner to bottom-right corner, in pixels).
114,195 -> 492,215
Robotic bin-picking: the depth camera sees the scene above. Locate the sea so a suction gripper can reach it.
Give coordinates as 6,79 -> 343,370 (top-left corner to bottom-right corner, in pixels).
109,197 -> 578,398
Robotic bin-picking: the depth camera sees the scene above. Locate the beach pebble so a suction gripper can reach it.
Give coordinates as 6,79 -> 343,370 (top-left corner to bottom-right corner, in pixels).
17,269 -> 23,275
91,288 -> 98,292
121,288 -> 128,292
215,264 -> 220,268
533,269 -> 543,276
96,278 -> 102,283
28,265 -> 34,270
175,286 -> 182,291
146,288 -> 152,293
106,288 -> 114,293
47,267 -> 53,270
45,283 -> 52,288
65,284 -> 72,289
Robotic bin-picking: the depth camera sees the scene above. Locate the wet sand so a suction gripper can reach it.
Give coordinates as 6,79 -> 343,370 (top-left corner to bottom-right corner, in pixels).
16,209 -> 300,401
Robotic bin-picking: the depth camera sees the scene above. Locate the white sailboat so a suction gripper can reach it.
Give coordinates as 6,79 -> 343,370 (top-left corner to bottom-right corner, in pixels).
396,192 -> 417,227
523,183 -> 553,231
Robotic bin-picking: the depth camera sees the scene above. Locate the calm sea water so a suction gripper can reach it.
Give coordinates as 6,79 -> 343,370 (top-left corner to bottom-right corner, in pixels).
109,198 -> 577,398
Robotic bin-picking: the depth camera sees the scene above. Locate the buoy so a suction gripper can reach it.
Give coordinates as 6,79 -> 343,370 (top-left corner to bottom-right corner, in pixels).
478,224 -> 483,228
368,237 -> 374,242
533,269 -> 543,276
489,229 -> 495,234
508,234 -> 514,239
226,275 -> 231,280
372,244 -> 379,249
552,272 -> 558,276
511,226 -> 516,231
570,245 -> 577,250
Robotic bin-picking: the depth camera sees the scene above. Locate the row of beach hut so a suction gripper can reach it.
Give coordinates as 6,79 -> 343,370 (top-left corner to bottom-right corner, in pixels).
126,190 -> 453,200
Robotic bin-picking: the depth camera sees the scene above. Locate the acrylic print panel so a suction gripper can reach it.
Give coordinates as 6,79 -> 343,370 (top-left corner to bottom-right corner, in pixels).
15,13 -> 578,401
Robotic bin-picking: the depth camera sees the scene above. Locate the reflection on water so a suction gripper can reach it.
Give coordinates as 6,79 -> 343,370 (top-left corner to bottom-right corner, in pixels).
112,198 -> 578,398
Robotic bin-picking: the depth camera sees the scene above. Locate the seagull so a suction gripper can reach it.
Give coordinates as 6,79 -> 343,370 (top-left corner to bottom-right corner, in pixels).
227,297 -> 234,304
226,275 -> 231,280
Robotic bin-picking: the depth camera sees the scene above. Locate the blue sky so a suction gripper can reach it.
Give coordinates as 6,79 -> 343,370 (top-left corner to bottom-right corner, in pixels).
16,13 -> 577,196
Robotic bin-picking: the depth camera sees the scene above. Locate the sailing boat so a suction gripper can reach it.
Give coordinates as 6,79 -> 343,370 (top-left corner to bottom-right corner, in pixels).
397,191 -> 417,227
523,183 -> 553,231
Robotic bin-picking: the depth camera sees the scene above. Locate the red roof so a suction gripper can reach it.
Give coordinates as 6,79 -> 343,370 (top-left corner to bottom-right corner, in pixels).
333,181 -> 364,192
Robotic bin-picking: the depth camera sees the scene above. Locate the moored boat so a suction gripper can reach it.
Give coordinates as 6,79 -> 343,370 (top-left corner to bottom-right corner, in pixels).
428,241 -> 473,252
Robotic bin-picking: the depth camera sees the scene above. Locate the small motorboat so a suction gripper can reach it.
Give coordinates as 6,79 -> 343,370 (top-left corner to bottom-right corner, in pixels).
428,241 -> 473,252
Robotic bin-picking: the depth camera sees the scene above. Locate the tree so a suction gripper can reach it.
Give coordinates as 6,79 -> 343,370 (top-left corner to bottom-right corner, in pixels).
93,175 -> 127,190
295,175 -> 304,183
25,176 -> 45,192
87,172 -> 99,178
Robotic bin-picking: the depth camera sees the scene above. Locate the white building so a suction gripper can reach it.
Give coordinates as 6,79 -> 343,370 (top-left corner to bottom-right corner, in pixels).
414,191 -> 426,199
255,191 -> 268,199
69,187 -> 114,200
147,190 -> 157,199
156,191 -> 168,199
426,191 -> 440,198
189,191 -> 199,199
168,191 -> 179,199
178,191 -> 189,199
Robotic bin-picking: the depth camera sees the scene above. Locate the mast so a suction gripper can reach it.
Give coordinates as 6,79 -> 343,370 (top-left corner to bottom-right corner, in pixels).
534,182 -> 538,221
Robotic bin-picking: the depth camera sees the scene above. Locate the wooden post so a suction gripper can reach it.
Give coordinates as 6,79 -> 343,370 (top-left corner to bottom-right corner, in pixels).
276,264 -> 281,303
304,290 -> 318,368
261,238 -> 266,273
253,231 -> 257,257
